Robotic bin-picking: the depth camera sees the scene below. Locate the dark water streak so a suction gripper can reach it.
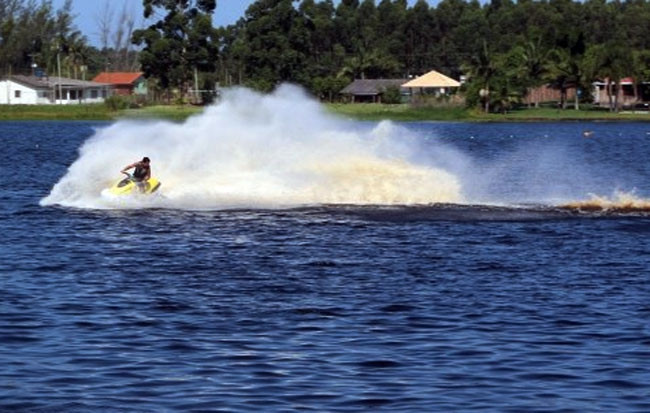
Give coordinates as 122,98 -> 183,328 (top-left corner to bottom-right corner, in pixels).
1,121 -> 650,412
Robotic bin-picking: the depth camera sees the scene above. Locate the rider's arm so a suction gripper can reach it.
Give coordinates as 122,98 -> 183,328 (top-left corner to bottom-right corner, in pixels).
121,163 -> 135,174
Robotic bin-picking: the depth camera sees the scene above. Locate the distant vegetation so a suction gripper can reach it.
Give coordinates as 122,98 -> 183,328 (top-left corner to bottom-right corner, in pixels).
2,103 -> 649,123
2,0 -> 650,113
0,104 -> 113,121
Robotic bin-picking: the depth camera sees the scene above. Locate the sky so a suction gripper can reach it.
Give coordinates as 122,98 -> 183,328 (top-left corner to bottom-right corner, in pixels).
51,0 -> 259,45
53,0 -> 429,46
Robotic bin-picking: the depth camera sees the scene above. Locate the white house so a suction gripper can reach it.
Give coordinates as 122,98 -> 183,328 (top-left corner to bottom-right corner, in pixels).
0,75 -> 113,105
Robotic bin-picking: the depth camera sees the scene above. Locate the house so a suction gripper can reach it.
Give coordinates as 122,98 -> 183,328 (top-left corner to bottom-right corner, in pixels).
92,72 -> 146,96
340,79 -> 408,103
592,78 -> 650,109
524,85 -> 577,106
402,70 -> 461,95
340,70 -> 461,103
0,75 -> 110,105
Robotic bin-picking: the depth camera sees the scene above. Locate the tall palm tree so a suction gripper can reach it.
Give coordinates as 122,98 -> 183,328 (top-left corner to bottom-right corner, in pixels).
61,30 -> 89,79
584,42 -> 631,112
546,47 -> 589,110
512,38 -> 552,108
463,39 -> 497,112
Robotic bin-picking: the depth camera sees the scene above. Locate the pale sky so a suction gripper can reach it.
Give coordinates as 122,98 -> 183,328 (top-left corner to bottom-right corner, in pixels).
53,0 -> 431,46
52,0 -> 259,45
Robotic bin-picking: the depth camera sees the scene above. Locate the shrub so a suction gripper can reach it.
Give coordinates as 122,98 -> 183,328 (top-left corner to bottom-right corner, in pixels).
410,93 -> 466,108
104,95 -> 131,111
381,86 -> 402,104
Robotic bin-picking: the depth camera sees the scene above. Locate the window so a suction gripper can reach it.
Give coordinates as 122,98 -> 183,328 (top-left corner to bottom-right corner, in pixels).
91,90 -> 98,99
14,90 -> 21,98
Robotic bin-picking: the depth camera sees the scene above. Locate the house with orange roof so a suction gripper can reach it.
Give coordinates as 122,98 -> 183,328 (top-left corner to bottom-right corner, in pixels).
92,72 -> 147,96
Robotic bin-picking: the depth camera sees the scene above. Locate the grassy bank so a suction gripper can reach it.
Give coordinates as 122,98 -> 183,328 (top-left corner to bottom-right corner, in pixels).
0,104 -> 114,121
118,105 -> 204,121
0,104 -> 204,121
326,103 -> 650,122
2,102 -> 650,122
326,103 -> 473,121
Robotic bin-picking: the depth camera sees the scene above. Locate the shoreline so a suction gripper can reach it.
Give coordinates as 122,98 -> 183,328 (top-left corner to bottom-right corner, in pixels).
1,103 -> 650,122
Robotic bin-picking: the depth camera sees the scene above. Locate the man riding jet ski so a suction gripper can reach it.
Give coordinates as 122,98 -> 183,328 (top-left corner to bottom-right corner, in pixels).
108,156 -> 161,195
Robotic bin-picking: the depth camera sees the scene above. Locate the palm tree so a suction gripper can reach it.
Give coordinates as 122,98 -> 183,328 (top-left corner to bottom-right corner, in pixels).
512,39 -> 552,108
631,50 -> 650,103
61,30 -> 89,79
546,47 -> 590,111
584,42 -> 631,112
463,40 -> 497,112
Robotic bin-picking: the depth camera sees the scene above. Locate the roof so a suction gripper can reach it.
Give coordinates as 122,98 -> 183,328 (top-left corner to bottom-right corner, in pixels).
593,77 -> 635,85
340,79 -> 408,95
3,75 -> 108,89
92,72 -> 143,85
402,70 -> 460,88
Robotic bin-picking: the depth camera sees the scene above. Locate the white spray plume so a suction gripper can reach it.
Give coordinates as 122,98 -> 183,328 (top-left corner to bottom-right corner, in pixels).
41,85 -> 463,210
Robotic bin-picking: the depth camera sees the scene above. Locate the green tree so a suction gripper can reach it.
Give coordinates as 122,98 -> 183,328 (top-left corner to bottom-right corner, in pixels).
511,39 -> 552,107
434,0 -> 467,78
546,32 -> 588,110
132,0 -> 218,99
463,40 -> 498,112
404,0 -> 435,76
237,0 -> 311,90
60,30 -> 89,79
583,40 -> 633,112
212,0 -> 649,108
0,0 -> 87,79
299,0 -> 337,77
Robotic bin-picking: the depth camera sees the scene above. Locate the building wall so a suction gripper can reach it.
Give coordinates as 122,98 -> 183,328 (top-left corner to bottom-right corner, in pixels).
0,81 -> 108,105
133,80 -> 147,96
0,81 -> 50,104
110,85 -> 133,96
593,84 -> 638,108
54,87 -> 107,104
524,85 -> 576,105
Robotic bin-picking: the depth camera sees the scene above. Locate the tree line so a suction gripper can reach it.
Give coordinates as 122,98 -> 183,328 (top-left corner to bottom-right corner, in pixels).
212,0 -> 650,112
0,0 -> 140,81
2,0 -> 650,111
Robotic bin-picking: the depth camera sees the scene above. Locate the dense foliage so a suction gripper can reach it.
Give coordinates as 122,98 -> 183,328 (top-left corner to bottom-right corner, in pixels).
0,0 -> 139,80
132,0 -> 219,99
0,0 -> 83,78
2,0 -> 650,112
216,0 -> 650,111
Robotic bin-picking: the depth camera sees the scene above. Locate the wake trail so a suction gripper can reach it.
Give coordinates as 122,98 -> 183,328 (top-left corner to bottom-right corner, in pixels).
40,84 -> 648,213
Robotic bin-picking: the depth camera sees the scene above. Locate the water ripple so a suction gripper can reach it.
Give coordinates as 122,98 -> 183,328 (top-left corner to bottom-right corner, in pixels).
3,121 -> 650,411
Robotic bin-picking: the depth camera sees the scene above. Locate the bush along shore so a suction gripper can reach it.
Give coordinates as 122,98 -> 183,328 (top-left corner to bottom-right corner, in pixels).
1,102 -> 650,122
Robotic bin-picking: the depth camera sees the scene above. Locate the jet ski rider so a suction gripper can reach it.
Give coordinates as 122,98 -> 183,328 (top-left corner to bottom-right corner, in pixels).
121,157 -> 151,192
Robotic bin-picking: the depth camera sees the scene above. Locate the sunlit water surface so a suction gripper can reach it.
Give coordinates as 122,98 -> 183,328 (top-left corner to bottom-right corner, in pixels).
2,95 -> 650,411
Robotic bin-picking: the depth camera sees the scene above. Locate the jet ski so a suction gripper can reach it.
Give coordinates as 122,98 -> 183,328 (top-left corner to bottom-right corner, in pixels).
108,173 -> 161,196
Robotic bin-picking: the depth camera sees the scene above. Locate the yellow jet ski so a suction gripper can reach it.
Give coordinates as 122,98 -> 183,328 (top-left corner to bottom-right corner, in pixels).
108,173 -> 161,196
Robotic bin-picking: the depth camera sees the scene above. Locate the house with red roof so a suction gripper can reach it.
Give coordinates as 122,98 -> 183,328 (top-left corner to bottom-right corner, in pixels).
92,72 -> 147,96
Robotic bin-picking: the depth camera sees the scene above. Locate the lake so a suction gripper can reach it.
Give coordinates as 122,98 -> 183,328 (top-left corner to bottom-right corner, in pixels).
2,95 -> 650,411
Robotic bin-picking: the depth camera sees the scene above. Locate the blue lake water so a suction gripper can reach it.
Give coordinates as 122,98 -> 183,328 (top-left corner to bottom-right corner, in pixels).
2,117 -> 650,412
